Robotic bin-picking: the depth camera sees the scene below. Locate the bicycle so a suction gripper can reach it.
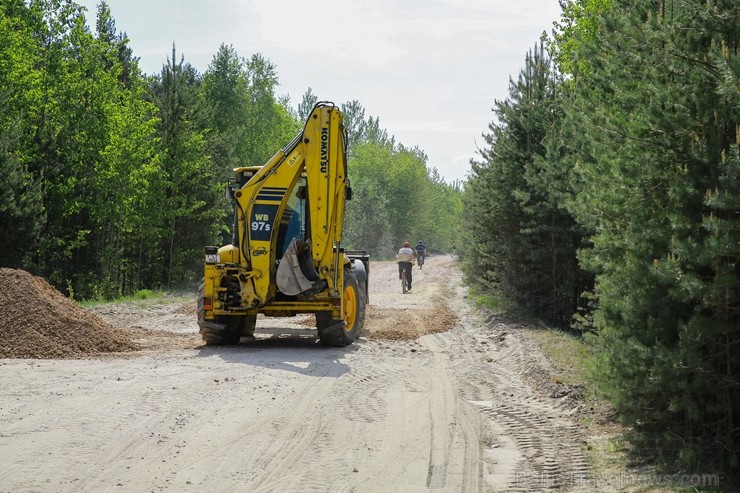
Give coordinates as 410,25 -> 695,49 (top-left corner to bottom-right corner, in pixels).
401,269 -> 410,294
417,253 -> 425,270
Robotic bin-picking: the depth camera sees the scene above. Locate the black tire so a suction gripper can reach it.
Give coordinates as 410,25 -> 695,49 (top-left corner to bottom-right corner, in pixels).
220,317 -> 244,344
316,268 -> 365,346
242,314 -> 257,337
418,255 -> 424,270
197,278 -> 242,345
200,320 -> 242,346
402,271 -> 408,294
357,282 -> 367,333
197,278 -> 208,335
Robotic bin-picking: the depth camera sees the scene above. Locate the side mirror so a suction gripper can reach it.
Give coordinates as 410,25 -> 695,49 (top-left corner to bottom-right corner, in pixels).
346,186 -> 352,200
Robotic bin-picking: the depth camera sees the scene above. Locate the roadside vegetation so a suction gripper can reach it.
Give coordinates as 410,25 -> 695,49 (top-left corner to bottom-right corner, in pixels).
2,0 -> 737,489
76,288 -> 193,308
0,0 -> 462,301
462,0 -> 738,486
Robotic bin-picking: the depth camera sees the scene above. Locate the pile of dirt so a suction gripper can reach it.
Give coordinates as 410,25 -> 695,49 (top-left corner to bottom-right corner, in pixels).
365,305 -> 458,341
0,268 -> 139,359
174,299 -> 196,315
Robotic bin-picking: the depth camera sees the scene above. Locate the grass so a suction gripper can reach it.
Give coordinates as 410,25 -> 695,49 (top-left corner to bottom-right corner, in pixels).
467,286 -> 508,312
527,326 -> 731,493
464,281 -> 731,492
133,288 -> 156,300
527,327 -> 650,489
528,325 -> 597,390
77,289 -> 192,308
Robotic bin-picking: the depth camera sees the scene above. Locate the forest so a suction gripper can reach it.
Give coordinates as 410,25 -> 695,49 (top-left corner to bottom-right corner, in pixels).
0,0 -> 463,300
462,0 -> 739,478
1,0 -> 738,480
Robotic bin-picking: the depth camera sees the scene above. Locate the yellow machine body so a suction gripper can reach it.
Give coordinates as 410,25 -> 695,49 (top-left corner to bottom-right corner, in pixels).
198,102 -> 368,347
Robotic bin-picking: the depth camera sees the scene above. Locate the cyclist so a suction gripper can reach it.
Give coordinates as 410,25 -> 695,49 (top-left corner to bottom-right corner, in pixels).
415,241 -> 426,263
396,241 -> 415,290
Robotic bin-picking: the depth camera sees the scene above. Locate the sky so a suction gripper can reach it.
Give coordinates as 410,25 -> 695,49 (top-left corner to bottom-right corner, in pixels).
75,0 -> 563,184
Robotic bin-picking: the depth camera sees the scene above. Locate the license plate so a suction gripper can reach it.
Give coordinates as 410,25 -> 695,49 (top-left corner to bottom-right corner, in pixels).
205,254 -> 220,264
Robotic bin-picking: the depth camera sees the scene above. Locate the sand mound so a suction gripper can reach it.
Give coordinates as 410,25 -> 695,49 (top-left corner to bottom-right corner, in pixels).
0,268 -> 139,359
174,299 -> 196,315
365,305 -> 458,341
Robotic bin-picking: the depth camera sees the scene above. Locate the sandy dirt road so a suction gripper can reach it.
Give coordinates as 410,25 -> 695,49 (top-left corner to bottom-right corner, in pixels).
0,256 -> 592,492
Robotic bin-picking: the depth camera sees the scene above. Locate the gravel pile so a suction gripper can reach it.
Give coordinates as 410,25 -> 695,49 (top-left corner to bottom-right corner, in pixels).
0,268 -> 139,359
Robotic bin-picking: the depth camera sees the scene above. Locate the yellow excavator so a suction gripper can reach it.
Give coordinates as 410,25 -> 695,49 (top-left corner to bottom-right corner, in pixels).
197,102 -> 369,346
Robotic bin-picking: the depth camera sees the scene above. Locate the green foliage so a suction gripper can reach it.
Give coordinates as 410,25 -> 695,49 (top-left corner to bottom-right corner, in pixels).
343,171 -> 394,255
0,0 -> 163,298
341,100 -> 366,153
0,136 -> 43,269
471,0 -> 740,472
344,133 -> 462,258
0,12 -> 44,269
550,0 -> 613,75
466,286 -> 508,312
462,42 -> 590,327
201,43 -> 250,179
297,87 -> 317,121
147,45 -> 222,287
133,288 -> 155,300
242,53 -> 301,166
551,0 -> 740,474
0,0 -> 333,301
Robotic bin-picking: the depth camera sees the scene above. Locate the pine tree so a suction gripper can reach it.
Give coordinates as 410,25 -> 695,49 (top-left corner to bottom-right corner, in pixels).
297,87 -> 317,121
148,45 -> 221,287
341,100 -> 367,154
0,97 -> 44,268
201,44 -> 249,178
463,43 -> 588,325
0,0 -> 45,270
560,0 -> 740,471
243,54 -> 300,167
94,1 -> 139,87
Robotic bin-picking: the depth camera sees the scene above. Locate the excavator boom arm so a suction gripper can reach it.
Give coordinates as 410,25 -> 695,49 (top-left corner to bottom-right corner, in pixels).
198,101 -> 366,348
234,102 -> 348,305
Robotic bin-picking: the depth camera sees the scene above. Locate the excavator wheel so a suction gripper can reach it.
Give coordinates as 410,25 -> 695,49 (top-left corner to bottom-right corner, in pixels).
316,268 -> 366,347
242,314 -> 257,337
197,278 -> 243,345
356,282 -> 367,332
